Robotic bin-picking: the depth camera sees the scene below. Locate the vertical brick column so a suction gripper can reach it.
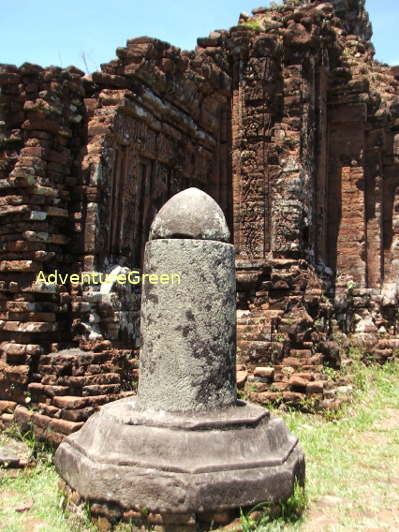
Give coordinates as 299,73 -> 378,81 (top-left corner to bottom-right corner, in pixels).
231,30 -> 281,260
365,129 -> 384,289
327,103 -> 367,290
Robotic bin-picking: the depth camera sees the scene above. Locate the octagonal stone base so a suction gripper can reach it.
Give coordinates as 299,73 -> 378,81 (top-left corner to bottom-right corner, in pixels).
54,397 -> 305,516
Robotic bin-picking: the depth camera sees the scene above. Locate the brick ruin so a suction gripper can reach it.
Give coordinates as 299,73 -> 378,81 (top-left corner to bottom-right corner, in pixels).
0,0 -> 398,443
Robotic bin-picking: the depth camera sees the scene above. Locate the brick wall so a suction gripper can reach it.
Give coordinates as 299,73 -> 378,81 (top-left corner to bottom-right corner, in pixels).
1,0 -> 399,439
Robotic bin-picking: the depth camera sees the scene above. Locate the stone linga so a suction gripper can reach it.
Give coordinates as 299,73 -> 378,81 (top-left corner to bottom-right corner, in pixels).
54,188 -> 305,528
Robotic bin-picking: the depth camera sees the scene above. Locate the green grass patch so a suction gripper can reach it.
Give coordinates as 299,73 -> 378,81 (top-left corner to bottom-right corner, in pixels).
0,461 -> 95,531
239,20 -> 263,32
240,360 -> 399,530
1,360 -> 398,531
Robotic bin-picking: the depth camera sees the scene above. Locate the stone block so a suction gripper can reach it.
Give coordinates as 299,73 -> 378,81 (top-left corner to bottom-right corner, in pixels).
254,367 -> 275,379
0,400 -> 17,414
306,381 -> 325,394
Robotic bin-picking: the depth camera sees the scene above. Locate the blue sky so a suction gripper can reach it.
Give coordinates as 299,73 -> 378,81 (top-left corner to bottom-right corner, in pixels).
1,0 -> 397,72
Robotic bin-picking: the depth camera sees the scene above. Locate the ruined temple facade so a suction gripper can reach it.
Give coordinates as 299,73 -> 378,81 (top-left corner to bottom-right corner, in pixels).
0,0 -> 398,442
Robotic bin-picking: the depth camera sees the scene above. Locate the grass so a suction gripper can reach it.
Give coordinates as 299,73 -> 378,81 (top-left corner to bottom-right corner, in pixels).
240,20 -> 263,32
240,359 -> 399,530
1,360 -> 399,531
0,461 -> 94,531
240,482 -> 308,531
0,427 -> 95,532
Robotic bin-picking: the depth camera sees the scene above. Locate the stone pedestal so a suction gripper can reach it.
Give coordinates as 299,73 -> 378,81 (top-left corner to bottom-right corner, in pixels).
55,397 -> 304,514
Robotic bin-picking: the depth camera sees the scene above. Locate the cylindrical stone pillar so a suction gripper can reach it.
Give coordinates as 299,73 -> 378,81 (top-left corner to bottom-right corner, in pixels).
137,188 -> 237,412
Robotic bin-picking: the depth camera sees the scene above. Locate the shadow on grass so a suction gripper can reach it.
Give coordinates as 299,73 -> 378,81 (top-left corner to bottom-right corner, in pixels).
239,481 -> 307,531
